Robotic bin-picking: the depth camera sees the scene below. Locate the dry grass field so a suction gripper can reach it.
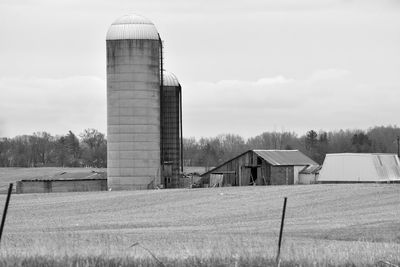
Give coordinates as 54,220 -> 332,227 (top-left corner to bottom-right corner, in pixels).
0,182 -> 398,266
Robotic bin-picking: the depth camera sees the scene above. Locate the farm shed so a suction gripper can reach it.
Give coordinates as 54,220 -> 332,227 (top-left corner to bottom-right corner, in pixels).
318,153 -> 400,183
16,171 -> 107,194
201,150 -> 318,187
298,165 -> 321,184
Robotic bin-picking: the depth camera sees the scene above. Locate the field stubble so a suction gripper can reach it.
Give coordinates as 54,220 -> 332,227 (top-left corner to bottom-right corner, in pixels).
0,184 -> 399,266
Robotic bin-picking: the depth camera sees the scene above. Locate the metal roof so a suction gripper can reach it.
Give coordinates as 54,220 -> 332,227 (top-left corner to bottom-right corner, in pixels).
20,178 -> 106,182
19,171 -> 106,181
253,150 -> 318,166
106,14 -> 159,40
318,153 -> 400,182
299,165 -> 322,174
163,71 -> 180,87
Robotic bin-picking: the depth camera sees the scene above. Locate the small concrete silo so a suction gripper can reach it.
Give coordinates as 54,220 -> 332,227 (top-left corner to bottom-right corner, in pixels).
161,71 -> 183,188
106,15 -> 162,190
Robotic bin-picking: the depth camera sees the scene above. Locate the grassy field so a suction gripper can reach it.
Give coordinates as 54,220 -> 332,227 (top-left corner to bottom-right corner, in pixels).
0,183 -> 399,266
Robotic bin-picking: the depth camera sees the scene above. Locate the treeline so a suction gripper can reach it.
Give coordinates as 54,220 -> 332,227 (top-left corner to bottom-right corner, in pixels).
2,125 -> 400,168
184,125 -> 400,167
0,129 -> 107,168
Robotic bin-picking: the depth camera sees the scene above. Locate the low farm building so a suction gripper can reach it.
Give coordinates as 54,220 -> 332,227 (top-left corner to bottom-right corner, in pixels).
16,171 -> 107,194
298,165 -> 321,184
201,150 -> 318,186
318,153 -> 400,183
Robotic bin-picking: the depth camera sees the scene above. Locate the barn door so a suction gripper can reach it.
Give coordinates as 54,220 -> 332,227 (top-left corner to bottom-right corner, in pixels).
240,167 -> 251,186
250,167 -> 258,185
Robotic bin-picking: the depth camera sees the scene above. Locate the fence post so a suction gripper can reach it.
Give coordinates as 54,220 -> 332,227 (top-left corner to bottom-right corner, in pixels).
276,197 -> 287,266
0,183 -> 13,245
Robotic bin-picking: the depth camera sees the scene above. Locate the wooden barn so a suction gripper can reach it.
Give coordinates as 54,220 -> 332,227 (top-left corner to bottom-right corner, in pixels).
201,150 -> 318,186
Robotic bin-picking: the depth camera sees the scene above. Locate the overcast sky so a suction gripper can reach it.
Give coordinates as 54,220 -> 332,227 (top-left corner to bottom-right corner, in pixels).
0,0 -> 399,139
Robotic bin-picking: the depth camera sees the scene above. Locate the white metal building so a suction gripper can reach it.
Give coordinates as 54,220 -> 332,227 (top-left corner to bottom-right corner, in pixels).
318,153 -> 400,183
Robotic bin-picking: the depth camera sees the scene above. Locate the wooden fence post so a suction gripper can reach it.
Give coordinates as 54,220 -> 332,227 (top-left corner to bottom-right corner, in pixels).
0,183 -> 13,245
276,197 -> 287,266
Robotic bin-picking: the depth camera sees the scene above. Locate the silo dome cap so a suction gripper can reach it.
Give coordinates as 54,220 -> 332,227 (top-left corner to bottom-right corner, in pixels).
106,14 -> 159,40
163,71 -> 180,87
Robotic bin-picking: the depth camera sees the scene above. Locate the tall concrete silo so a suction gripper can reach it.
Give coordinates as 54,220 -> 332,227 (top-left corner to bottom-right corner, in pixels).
106,14 -> 162,190
161,71 -> 183,188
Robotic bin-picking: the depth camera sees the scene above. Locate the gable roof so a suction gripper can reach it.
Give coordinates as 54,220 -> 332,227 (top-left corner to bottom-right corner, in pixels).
253,150 -> 318,166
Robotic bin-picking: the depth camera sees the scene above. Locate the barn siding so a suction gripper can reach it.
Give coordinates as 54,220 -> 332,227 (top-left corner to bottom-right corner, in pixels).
270,166 -> 294,185
258,160 -> 270,185
202,151 -> 253,186
202,151 -> 272,186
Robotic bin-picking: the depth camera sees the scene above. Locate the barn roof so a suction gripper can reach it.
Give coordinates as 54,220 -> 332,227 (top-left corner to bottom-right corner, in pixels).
253,150 -> 317,166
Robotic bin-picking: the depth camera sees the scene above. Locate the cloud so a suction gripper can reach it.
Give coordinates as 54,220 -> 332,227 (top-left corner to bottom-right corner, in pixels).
308,69 -> 350,82
184,69 -> 349,111
185,75 -> 296,110
182,69 -> 400,138
0,118 -> 4,137
1,70 -> 399,140
0,76 -> 106,137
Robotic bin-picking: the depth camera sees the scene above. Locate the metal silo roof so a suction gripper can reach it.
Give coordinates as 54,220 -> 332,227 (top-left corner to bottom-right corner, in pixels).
106,14 -> 159,40
163,71 -> 180,87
